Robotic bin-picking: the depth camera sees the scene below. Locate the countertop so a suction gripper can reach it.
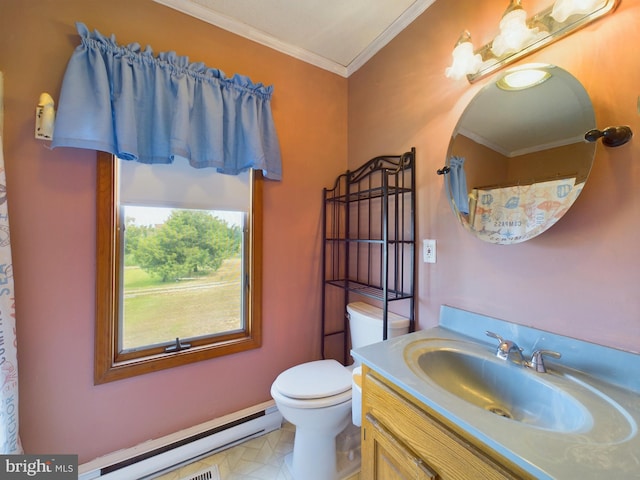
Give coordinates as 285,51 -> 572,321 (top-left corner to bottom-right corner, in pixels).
351,305 -> 640,479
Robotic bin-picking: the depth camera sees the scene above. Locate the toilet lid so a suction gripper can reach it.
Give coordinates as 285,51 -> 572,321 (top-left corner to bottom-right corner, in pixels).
273,359 -> 352,400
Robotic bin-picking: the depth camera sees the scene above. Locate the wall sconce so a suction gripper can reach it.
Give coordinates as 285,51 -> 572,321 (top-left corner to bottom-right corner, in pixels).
35,93 -> 55,140
446,0 -> 620,83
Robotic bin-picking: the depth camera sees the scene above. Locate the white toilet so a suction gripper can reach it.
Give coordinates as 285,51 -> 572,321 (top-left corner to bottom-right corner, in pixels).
270,302 -> 410,480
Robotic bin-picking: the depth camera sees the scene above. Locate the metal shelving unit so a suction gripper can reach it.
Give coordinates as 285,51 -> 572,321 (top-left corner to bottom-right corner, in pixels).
321,148 -> 416,364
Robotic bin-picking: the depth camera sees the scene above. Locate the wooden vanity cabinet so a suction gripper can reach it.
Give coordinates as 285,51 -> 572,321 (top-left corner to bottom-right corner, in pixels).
361,366 -> 533,480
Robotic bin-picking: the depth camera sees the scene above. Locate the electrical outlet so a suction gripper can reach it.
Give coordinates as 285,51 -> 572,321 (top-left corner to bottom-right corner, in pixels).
423,239 -> 436,263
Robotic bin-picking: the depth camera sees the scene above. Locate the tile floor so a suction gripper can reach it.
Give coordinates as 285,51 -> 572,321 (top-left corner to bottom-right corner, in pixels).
155,422 -> 361,480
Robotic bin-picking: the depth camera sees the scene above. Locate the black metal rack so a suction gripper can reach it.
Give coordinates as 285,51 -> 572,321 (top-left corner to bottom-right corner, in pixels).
321,148 -> 416,364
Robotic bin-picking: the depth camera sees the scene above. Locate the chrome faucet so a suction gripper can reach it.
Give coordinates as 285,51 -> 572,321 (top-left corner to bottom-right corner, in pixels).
525,349 -> 562,373
486,331 -> 561,372
485,331 -> 525,365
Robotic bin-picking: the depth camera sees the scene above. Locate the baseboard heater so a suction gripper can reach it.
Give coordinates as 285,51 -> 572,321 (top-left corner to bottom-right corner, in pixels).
79,401 -> 282,480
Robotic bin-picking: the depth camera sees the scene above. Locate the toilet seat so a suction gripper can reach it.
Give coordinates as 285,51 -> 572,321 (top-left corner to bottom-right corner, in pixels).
271,359 -> 352,409
271,385 -> 352,409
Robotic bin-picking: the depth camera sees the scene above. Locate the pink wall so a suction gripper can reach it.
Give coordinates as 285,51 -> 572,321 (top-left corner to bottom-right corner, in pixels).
0,0 -> 346,462
349,0 -> 640,351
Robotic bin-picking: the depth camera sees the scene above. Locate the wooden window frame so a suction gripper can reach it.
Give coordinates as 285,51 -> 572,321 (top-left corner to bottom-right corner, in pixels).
94,152 -> 262,384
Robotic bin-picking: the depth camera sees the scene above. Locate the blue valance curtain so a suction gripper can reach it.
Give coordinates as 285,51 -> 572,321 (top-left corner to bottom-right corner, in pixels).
52,22 -> 282,180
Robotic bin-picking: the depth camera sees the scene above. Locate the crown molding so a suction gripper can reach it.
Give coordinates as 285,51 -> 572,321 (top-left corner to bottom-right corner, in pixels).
153,0 -> 348,76
346,0 -> 435,76
153,0 -> 434,78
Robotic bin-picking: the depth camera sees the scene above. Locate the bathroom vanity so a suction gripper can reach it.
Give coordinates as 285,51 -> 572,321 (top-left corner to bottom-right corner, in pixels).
352,306 -> 640,479
361,365 -> 531,479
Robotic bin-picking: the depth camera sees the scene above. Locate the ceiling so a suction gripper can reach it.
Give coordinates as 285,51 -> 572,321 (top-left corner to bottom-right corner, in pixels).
152,0 -> 436,77
456,66 -> 594,157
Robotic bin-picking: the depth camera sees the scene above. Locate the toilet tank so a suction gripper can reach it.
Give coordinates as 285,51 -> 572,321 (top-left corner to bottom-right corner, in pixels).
347,302 -> 410,349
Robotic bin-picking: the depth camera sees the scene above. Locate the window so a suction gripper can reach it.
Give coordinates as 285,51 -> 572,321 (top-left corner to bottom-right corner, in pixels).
95,152 -> 262,384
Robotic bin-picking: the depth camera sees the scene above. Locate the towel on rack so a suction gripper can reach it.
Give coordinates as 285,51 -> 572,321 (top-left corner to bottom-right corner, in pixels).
447,156 -> 469,215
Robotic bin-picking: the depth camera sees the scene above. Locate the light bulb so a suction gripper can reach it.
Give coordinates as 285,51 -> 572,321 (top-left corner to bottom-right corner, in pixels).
445,31 -> 483,80
551,0 -> 607,23
491,0 -> 546,57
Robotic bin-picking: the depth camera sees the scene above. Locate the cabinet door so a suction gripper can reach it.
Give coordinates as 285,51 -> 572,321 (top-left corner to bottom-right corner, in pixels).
363,412 -> 436,480
362,369 -> 529,480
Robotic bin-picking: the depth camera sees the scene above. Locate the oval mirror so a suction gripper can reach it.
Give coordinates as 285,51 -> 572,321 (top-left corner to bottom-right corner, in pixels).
445,63 -> 596,244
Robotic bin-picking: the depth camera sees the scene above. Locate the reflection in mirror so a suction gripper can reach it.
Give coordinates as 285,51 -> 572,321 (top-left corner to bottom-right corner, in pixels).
445,64 -> 596,244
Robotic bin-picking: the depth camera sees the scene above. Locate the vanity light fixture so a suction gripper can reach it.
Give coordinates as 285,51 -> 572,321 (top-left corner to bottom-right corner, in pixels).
445,0 -> 620,83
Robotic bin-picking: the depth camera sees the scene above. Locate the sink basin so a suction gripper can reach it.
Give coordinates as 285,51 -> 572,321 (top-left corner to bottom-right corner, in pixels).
353,320 -> 640,478
405,340 -> 592,433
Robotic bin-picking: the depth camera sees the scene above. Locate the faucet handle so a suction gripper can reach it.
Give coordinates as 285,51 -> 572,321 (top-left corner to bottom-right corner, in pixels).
486,331 -> 522,360
528,349 -> 561,373
485,331 -> 504,343
485,331 -> 506,356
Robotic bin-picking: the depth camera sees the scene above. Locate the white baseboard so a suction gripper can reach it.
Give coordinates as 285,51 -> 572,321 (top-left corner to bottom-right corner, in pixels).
79,401 -> 282,480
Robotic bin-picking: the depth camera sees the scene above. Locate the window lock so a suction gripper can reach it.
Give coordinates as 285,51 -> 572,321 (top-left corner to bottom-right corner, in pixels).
165,337 -> 192,353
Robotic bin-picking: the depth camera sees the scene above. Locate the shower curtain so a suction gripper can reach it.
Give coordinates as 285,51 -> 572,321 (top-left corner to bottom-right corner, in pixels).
0,72 -> 22,454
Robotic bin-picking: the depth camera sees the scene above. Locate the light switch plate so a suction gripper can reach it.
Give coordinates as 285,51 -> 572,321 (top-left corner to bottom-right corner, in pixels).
423,239 -> 436,263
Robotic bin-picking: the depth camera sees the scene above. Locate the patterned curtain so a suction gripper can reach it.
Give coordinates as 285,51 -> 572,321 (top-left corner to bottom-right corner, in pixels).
52,23 -> 282,180
0,72 -> 22,454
